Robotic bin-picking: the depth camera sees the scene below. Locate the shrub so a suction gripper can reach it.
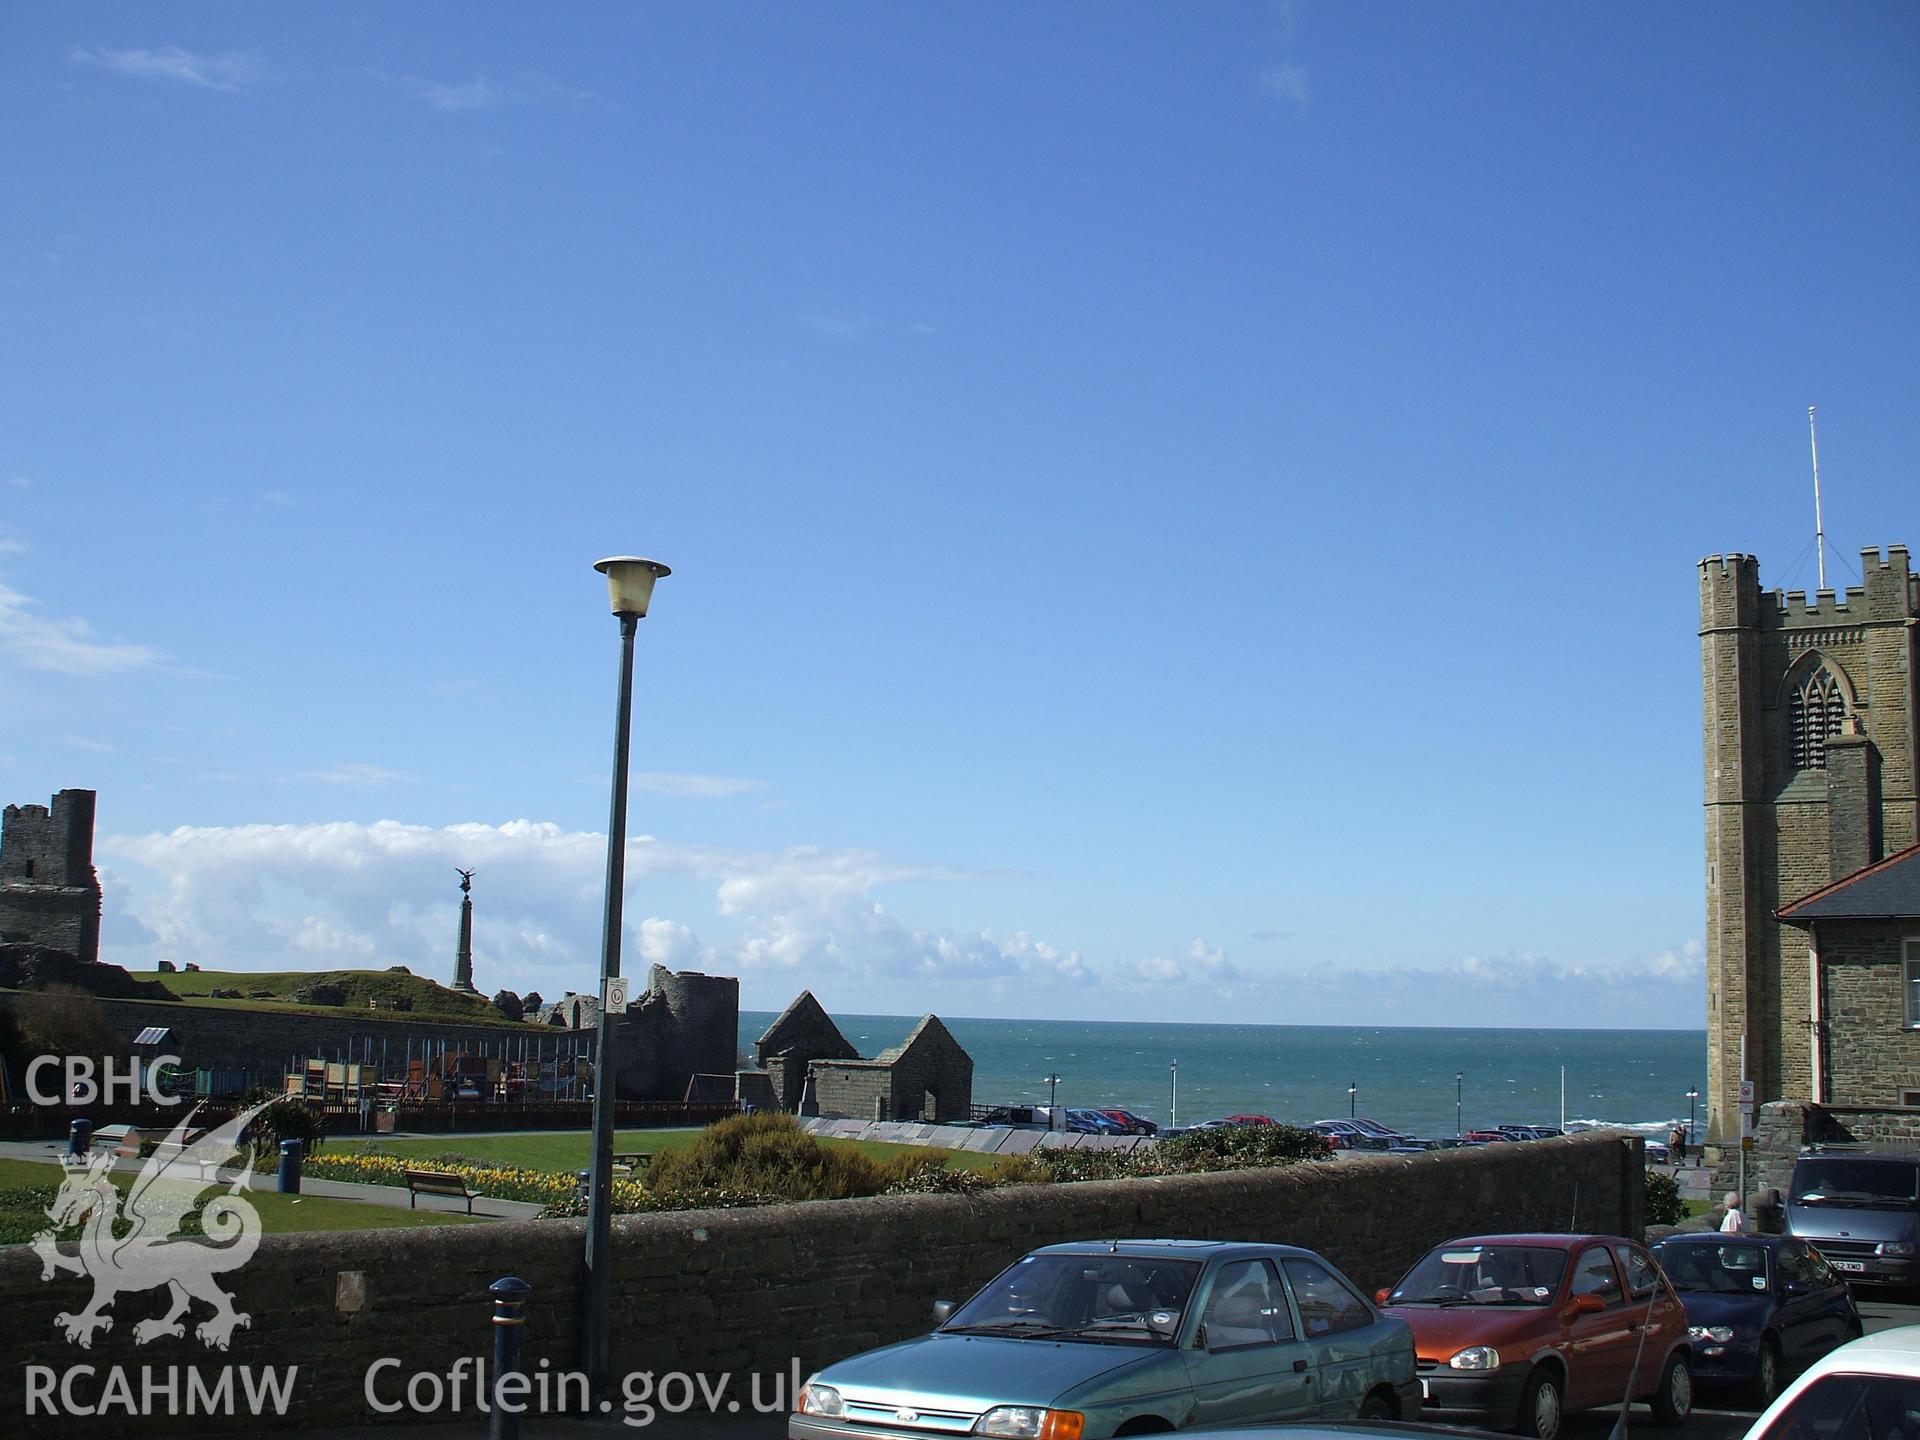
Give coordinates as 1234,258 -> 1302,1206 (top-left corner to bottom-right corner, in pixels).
1645,1168 -> 1686,1227
1154,1124 -> 1333,1169
239,1091 -> 329,1161
291,981 -> 346,1006
646,1113 -> 895,1202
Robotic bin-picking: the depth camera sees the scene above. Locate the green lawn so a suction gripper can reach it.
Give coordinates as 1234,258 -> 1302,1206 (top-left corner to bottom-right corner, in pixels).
0,1156 -> 480,1242
333,1128 -> 1004,1173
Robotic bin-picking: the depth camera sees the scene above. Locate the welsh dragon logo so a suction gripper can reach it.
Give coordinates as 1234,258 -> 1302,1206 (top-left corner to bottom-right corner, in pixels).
31,1102 -> 271,1350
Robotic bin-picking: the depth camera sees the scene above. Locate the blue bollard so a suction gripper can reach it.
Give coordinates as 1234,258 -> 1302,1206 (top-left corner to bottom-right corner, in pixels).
278,1139 -> 303,1194
489,1276 -> 532,1440
68,1118 -> 92,1159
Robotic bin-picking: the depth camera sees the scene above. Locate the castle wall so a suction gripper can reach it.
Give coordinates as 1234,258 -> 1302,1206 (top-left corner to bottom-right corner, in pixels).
0,992 -> 565,1087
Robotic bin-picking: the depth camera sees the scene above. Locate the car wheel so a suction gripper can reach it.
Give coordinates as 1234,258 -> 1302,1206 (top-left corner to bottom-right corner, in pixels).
1517,1367 -> 1565,1440
1651,1352 -> 1692,1427
1752,1337 -> 1782,1407
1358,1392 -> 1395,1421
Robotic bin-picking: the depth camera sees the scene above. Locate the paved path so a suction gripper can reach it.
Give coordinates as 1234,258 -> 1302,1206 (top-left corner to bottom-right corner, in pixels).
0,1141 -> 544,1220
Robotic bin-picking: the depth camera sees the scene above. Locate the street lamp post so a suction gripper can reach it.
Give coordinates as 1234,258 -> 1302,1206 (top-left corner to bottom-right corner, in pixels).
1348,1082 -> 1358,1119
581,556 -> 670,1400
1170,1061 -> 1178,1128
1456,1072 -> 1464,1138
1043,1072 -> 1061,1107
1685,1087 -> 1700,1165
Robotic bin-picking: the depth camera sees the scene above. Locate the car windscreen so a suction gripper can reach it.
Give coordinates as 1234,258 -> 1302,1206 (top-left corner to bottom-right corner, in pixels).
1389,1243 -> 1567,1306
1652,1241 -> 1771,1293
1751,1372 -> 1920,1440
1791,1158 -> 1920,1206
943,1253 -> 1202,1345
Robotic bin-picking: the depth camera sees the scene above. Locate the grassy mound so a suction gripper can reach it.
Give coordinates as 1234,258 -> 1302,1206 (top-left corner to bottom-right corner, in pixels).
151,967 -> 524,1025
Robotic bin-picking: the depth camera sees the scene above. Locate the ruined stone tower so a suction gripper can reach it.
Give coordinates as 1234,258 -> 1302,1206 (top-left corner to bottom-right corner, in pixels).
1701,546 -> 1919,1144
0,789 -> 104,964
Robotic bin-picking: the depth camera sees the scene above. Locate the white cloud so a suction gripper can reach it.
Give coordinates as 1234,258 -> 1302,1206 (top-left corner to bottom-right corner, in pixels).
797,307 -> 880,341
298,762 -> 412,786
100,820 -> 1090,1001
1259,61 -> 1310,107
71,46 -> 269,92
6,477 -> 30,490
387,73 -> 502,113
0,533 -> 27,555
629,772 -> 762,799
1115,937 -> 1242,990
0,581 -> 163,675
62,736 -> 117,754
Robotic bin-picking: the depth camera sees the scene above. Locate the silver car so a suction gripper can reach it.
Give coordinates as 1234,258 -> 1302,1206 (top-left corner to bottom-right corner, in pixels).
792,1239 -> 1420,1440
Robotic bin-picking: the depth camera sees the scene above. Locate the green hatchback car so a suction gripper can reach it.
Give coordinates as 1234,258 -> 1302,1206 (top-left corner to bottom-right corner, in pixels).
791,1239 -> 1421,1440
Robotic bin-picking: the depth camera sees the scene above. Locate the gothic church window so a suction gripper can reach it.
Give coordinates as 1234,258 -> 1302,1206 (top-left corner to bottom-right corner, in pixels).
1789,666 -> 1848,771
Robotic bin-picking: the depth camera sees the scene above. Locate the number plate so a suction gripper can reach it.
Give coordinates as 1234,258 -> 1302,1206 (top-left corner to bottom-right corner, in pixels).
1832,1260 -> 1866,1273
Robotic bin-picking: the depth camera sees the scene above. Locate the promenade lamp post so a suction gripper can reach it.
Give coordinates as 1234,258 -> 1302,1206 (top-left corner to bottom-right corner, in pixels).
1170,1061 -> 1178,1128
1685,1087 -> 1700,1163
1455,1072 -> 1464,1138
1348,1082 -> 1358,1119
1044,1072 -> 1062,1107
581,555 -> 670,1400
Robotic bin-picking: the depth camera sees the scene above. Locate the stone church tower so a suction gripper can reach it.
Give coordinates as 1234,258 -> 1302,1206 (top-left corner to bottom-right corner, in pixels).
1700,545 -> 1918,1144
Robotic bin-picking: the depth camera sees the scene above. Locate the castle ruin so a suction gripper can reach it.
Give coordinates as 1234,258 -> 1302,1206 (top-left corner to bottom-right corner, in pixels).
0,789 -> 103,966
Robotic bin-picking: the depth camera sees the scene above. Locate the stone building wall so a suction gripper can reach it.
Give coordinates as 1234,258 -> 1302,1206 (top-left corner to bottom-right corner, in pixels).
1700,546 -> 1919,1144
0,1132 -> 1644,1438
754,990 -> 860,1111
1819,922 -> 1920,1107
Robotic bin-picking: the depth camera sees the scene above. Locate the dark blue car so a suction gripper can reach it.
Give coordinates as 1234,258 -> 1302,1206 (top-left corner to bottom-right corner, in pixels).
1650,1233 -> 1862,1404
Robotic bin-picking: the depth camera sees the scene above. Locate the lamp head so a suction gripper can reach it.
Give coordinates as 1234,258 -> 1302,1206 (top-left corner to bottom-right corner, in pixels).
594,556 -> 671,617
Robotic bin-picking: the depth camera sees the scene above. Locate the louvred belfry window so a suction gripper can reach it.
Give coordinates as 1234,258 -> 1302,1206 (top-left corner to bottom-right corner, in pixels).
1789,666 -> 1848,770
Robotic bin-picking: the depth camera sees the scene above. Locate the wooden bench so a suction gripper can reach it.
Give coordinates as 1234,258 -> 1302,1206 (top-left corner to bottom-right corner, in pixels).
611,1152 -> 653,1174
404,1168 -> 476,1213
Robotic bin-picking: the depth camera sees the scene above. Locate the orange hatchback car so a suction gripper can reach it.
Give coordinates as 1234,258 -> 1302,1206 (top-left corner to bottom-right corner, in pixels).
1378,1233 -> 1692,1440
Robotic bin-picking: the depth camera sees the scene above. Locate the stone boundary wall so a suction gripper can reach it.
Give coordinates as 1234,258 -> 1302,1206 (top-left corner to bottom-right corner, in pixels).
0,1131 -> 1643,1439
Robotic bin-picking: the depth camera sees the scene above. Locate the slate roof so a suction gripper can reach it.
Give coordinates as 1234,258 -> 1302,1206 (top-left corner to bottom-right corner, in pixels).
1778,842 -> 1920,923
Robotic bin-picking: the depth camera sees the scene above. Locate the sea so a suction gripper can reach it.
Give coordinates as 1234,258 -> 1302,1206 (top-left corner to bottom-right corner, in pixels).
738,1013 -> 1708,1141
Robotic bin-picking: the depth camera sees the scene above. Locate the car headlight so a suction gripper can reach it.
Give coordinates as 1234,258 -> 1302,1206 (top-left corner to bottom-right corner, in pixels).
974,1407 -> 1085,1440
1878,1242 -> 1916,1257
798,1383 -> 844,1418
1449,1346 -> 1502,1371
1688,1326 -> 1735,1343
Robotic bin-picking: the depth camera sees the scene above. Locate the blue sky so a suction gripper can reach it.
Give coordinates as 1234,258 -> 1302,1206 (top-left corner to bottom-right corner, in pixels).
2,4 -> 1915,1027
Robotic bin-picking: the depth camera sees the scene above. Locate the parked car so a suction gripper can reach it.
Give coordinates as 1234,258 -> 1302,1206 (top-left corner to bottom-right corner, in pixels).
1313,1120 -> 1392,1150
1495,1126 -> 1542,1142
1098,1109 -> 1159,1136
1224,1113 -> 1278,1127
1459,1130 -> 1511,1145
1650,1233 -> 1862,1403
1380,1232 -> 1692,1440
1643,1140 -> 1673,1165
1742,1324 -> 1920,1440
1065,1108 -> 1128,1135
791,1239 -> 1421,1440
1352,1117 -> 1417,1143
1786,1146 -> 1920,1287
